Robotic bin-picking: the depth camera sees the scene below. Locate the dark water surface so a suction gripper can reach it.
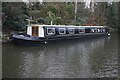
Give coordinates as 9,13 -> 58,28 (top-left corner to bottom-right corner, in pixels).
2,33 -> 118,78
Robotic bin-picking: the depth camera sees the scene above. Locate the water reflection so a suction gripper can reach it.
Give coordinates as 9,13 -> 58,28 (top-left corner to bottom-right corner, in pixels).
2,34 -> 118,78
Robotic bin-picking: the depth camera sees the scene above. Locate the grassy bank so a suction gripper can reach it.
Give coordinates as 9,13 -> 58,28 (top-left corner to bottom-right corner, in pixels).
0,33 -> 10,43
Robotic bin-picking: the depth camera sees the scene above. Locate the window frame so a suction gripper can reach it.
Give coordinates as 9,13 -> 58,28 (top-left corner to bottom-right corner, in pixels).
101,28 -> 106,33
59,28 -> 66,34
91,28 -> 95,33
68,28 -> 75,34
47,28 -> 55,35
97,28 -> 101,33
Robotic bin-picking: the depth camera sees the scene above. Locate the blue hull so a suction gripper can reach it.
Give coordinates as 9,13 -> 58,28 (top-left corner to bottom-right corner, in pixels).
10,33 -> 109,45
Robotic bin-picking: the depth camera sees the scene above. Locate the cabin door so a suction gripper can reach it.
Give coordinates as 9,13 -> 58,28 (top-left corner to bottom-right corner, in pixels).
32,26 -> 39,36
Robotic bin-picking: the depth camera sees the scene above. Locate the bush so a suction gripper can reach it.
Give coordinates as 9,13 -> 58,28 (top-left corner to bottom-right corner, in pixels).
37,17 -> 46,24
54,17 -> 62,25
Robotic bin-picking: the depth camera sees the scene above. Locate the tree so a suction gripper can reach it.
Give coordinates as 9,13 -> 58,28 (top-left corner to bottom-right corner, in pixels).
2,2 -> 119,32
2,2 -> 29,31
106,2 -> 119,29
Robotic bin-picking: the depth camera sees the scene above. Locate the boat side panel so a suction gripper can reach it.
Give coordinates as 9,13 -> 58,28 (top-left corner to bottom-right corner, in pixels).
43,26 -> 109,38
43,26 -> 81,37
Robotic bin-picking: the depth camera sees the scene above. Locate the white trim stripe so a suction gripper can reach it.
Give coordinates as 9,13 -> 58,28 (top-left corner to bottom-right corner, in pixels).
1,0 -> 119,2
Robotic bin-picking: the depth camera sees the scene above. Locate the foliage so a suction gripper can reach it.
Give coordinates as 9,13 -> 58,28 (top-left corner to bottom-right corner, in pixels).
76,17 -> 86,25
37,17 -> 46,24
106,2 -> 119,29
54,17 -> 63,25
2,2 -> 120,32
2,2 -> 29,31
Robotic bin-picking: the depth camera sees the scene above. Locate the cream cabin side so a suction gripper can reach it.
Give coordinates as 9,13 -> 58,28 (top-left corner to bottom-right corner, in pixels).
38,26 -> 45,37
27,26 -> 32,35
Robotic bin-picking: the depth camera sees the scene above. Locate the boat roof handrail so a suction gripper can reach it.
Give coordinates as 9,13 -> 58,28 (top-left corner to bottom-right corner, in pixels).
26,24 -> 107,28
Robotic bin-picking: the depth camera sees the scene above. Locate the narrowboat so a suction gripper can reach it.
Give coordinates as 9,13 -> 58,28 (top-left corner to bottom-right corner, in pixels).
10,25 -> 110,44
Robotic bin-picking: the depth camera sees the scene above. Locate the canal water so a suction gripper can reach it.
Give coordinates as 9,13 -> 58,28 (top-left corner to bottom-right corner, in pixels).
2,33 -> 118,78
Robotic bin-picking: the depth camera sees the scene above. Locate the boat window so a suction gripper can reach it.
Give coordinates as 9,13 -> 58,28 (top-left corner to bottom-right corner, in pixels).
47,28 -> 55,35
36,27 -> 38,34
85,28 -> 91,33
79,28 -> 85,33
59,28 -> 66,34
32,27 -> 35,34
68,28 -> 75,34
32,26 -> 39,36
